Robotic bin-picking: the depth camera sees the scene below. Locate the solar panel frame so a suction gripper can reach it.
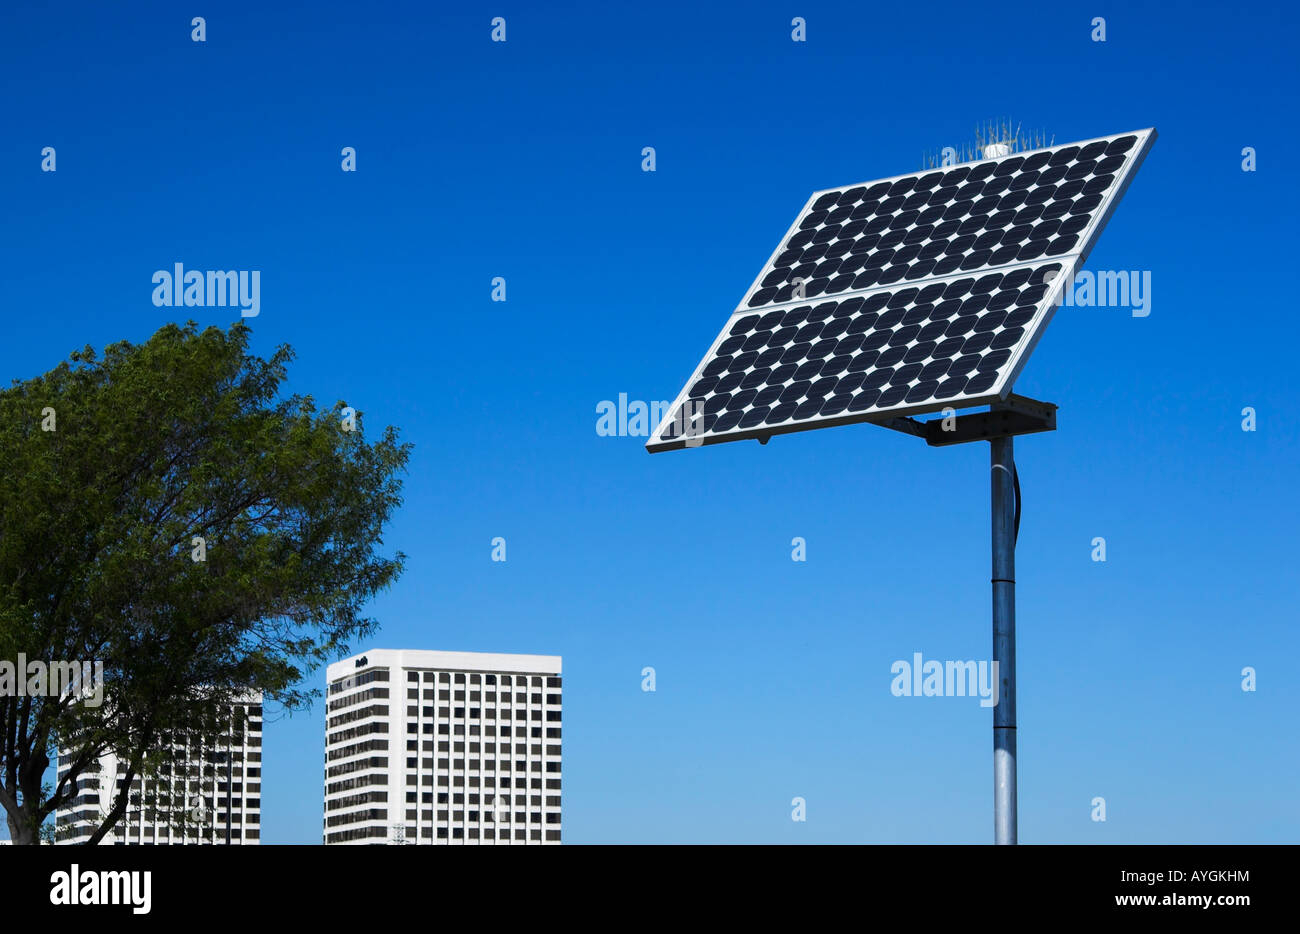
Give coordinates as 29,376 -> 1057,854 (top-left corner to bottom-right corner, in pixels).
647,128 -> 1155,453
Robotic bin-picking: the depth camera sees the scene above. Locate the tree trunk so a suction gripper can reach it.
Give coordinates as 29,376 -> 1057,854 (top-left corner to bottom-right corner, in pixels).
3,796 -> 41,844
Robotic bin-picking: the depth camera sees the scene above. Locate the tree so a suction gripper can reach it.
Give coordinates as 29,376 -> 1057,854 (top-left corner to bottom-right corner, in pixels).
0,322 -> 409,843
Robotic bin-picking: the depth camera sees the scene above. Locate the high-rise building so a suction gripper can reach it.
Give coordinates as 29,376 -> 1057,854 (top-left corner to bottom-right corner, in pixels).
54,693 -> 263,845
324,649 -> 562,845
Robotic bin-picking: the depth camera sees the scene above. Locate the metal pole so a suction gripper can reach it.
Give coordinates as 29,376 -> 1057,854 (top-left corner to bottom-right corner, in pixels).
990,435 -> 1017,844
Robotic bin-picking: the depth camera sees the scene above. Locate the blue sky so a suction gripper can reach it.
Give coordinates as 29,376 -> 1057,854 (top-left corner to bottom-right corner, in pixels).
3,0 -> 1297,843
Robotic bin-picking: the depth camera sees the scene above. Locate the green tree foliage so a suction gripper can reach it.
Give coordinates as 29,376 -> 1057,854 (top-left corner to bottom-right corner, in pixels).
0,323 -> 409,843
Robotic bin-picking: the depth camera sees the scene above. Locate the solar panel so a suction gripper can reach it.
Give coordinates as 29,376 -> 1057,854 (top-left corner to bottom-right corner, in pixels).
648,128 -> 1155,452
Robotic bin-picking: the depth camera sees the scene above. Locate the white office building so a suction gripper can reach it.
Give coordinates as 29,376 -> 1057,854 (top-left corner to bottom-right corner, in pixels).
324,649 -> 562,845
55,693 -> 263,845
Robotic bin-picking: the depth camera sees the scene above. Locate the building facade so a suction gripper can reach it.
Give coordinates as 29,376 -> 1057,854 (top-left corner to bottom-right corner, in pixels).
324,649 -> 562,845
55,694 -> 263,845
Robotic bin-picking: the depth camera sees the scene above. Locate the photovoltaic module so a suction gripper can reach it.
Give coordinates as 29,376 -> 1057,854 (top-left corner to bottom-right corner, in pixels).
647,129 -> 1155,452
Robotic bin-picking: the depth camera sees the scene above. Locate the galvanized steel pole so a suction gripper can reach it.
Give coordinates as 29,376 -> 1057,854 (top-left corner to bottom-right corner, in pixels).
990,436 -> 1017,844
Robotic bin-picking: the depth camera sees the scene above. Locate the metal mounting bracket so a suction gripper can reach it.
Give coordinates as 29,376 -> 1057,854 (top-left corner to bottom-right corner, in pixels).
871,394 -> 1057,447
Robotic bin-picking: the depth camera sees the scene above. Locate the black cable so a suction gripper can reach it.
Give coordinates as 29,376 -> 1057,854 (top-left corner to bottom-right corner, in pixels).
1012,462 -> 1021,546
